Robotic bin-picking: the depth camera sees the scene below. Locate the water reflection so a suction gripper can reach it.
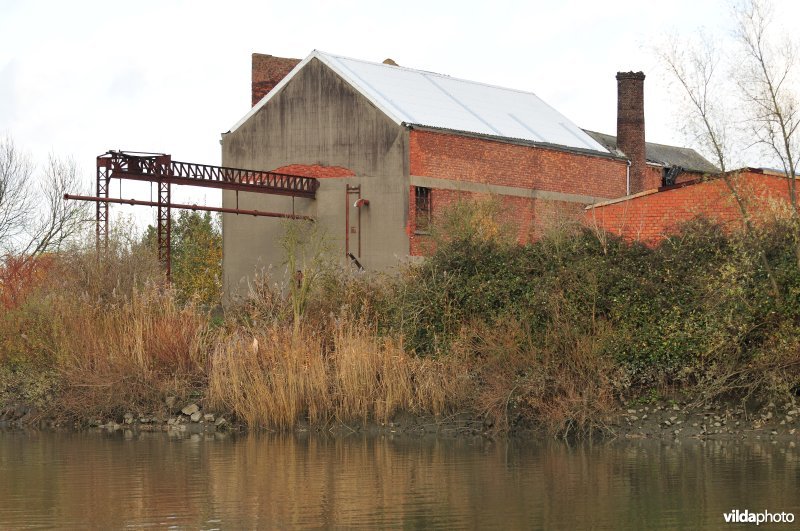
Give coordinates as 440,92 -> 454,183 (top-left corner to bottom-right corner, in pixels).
0,430 -> 798,529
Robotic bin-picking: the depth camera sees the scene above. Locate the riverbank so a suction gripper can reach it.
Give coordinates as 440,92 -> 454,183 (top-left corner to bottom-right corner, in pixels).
2,208 -> 800,439
3,393 -> 799,444
610,396 -> 800,443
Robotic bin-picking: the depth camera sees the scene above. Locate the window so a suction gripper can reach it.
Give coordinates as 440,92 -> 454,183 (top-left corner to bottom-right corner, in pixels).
415,186 -> 431,232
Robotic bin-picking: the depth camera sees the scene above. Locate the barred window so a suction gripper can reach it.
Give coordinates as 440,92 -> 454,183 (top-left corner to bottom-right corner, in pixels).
415,187 -> 431,232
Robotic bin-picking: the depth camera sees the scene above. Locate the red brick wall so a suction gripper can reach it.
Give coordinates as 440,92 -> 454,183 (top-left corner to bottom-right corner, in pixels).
252,53 -> 301,107
642,167 -> 706,190
585,171 -> 794,245
407,186 -> 582,256
407,131 -> 628,256
644,165 -> 663,191
407,130 -> 627,254
270,163 -> 355,178
409,130 -> 628,198
675,169 -> 703,185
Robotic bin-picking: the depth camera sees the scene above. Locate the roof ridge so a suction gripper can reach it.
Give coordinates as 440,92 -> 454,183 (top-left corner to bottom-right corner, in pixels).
315,50 -> 551,100
584,129 -> 697,150
228,49 -> 609,154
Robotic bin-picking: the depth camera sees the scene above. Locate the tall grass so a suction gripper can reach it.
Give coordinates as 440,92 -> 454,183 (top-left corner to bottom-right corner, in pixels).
209,325 -> 328,429
0,235 -> 207,420
208,316 -> 468,429
53,286 -> 207,419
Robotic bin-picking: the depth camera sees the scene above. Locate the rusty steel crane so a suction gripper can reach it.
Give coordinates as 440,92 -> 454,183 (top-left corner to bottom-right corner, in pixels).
65,151 -> 319,279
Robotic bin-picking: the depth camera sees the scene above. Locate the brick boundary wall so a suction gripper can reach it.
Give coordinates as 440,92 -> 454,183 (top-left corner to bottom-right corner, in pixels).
585,171 -> 795,245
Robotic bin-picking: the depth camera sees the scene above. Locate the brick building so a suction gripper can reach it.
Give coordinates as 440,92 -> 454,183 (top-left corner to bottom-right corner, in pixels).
221,51 -> 717,294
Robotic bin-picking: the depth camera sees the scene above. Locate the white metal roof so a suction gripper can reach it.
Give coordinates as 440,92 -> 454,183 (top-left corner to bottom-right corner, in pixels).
229,50 -> 609,155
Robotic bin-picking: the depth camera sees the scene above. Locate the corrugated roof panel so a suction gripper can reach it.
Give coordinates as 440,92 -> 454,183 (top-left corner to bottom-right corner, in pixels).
318,51 -> 609,154
583,130 -> 719,173
230,50 -> 610,155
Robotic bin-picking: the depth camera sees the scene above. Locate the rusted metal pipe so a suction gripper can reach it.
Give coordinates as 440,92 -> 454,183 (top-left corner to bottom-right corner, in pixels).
64,194 -> 314,221
345,184 -> 361,258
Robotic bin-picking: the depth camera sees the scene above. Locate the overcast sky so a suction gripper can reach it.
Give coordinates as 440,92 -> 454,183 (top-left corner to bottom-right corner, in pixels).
2,0 -> 798,230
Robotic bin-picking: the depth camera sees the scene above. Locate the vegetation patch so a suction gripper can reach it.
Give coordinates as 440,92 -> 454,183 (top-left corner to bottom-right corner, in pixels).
2,198 -> 800,439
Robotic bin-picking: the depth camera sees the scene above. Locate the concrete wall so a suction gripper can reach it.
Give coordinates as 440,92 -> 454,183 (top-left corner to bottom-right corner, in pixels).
221,58 -> 410,298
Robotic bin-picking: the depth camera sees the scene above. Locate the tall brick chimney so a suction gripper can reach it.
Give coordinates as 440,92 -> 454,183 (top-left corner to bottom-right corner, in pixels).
616,71 -> 646,194
251,53 -> 301,107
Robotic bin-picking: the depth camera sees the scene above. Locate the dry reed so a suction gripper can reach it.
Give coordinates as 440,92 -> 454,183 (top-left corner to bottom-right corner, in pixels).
51,285 -> 207,419
208,317 -> 468,429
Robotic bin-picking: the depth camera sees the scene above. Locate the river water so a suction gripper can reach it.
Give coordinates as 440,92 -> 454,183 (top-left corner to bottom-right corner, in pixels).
0,430 -> 798,529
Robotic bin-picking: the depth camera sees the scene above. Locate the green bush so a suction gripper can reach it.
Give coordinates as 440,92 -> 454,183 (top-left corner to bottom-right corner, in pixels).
389,203 -> 800,403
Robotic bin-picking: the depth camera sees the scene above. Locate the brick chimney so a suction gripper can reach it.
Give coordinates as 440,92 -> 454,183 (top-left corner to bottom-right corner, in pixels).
251,53 -> 301,107
616,71 -> 646,194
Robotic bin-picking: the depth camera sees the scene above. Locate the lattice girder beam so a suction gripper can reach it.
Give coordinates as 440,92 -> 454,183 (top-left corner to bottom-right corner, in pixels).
91,150 -> 320,282
98,151 -> 319,198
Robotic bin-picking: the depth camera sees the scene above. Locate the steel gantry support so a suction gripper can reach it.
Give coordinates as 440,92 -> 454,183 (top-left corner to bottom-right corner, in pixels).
96,156 -> 111,253
84,151 -> 320,281
158,176 -> 171,277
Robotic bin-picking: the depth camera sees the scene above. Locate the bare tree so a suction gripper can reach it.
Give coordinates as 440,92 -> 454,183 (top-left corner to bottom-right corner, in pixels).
734,0 -> 800,211
655,34 -> 765,230
0,135 -> 88,258
0,136 -> 35,250
656,30 -> 782,298
657,35 -> 736,174
23,154 -> 88,256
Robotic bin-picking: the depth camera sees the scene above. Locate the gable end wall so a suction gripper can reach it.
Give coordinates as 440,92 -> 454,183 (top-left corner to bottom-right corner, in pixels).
222,58 -> 410,297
